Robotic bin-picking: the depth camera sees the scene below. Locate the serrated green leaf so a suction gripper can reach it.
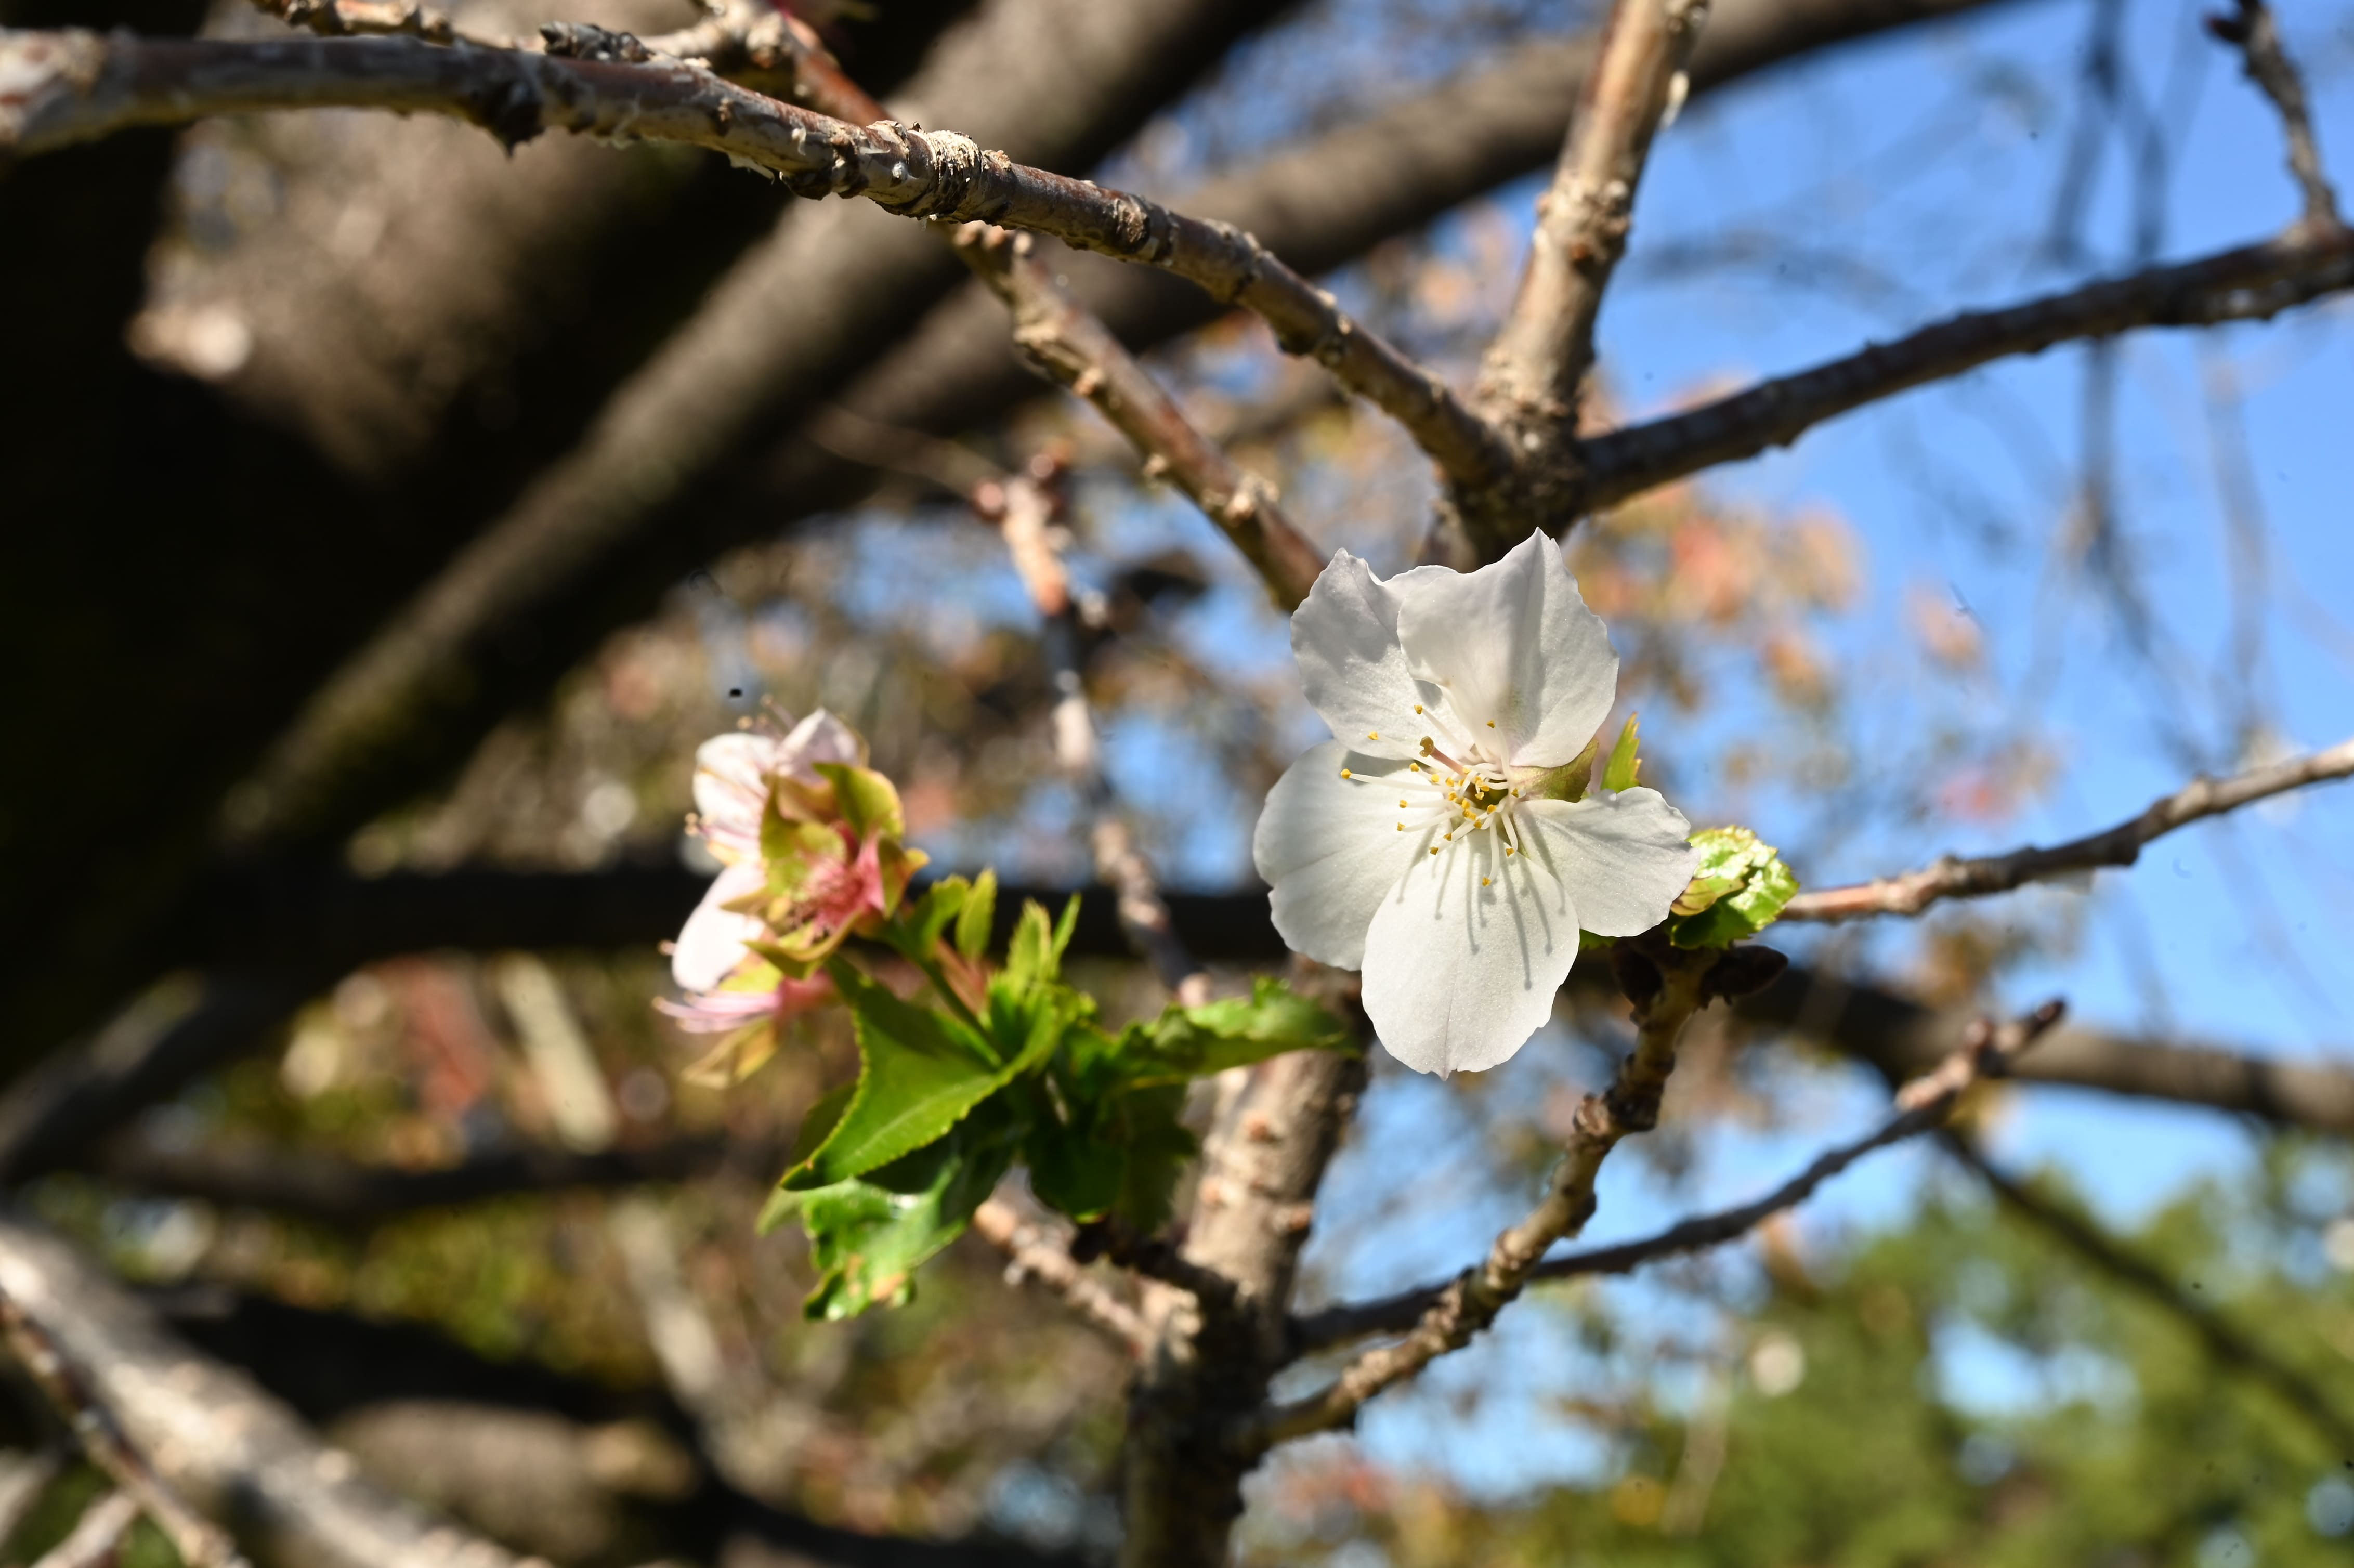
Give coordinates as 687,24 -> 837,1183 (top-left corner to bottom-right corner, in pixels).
779,1102 -> 1023,1319
1108,976 -> 1352,1091
786,963 -> 1026,1188
901,877 -> 967,956
1667,826 -> 1800,948
1027,1081 -> 1196,1232
1604,713 -> 1642,793
954,869 -> 998,960
1001,900 -> 1060,997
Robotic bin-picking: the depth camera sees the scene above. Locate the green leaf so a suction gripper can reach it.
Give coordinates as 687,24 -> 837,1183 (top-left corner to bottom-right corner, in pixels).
954,868 -> 997,960
1106,976 -> 1352,1091
1667,826 -> 1801,948
774,1103 -> 1023,1319
1000,899 -> 1064,998
1026,1080 -> 1195,1232
1604,712 -> 1642,793
900,877 -> 968,956
786,962 -> 1027,1187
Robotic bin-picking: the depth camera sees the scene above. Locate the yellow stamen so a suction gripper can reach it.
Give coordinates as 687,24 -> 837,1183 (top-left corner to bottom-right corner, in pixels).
1429,845 -> 1440,855
1414,703 -> 1424,714
1340,768 -> 1352,779
1368,731 -> 1379,740
1482,877 -> 1491,886
1486,720 -> 1496,728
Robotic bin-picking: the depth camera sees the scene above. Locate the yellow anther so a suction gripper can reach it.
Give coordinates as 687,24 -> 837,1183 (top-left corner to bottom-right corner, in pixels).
1444,832 -> 1454,841
1505,846 -> 1515,856
1482,876 -> 1492,886
1398,800 -> 1408,808
1414,703 -> 1424,714
1340,768 -> 1352,779
1486,720 -> 1496,728
1368,731 -> 1379,740
1430,845 -> 1440,855
1396,823 -> 1405,831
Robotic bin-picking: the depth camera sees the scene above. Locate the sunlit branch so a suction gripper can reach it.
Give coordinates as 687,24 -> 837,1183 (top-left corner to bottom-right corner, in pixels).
1289,1000 -> 2065,1355
1480,0 -> 1707,428
0,1281 -> 253,1568
971,1196 -> 1155,1357
1573,224 -> 2354,512
0,27 -> 1513,497
1782,735 -> 2354,922
1235,943 -> 1714,1452
959,225 -> 1327,609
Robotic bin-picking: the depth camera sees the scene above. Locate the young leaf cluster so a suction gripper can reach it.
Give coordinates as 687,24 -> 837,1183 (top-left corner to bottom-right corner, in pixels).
761,874 -> 1351,1318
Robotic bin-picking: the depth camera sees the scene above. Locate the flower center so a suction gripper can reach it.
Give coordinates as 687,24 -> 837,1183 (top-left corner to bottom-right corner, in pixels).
1343,703 -> 1530,869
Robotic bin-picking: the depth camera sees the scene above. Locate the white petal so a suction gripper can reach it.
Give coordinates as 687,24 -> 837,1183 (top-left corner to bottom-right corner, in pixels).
1360,828 -> 1580,1077
1252,740 -> 1422,970
671,859 -> 767,991
777,708 -> 864,777
692,731 -> 784,834
1392,530 -> 1617,767
1289,551 -> 1455,761
1516,788 -> 1699,937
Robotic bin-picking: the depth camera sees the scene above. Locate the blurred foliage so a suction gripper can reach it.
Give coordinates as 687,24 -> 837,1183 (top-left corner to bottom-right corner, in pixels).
1242,1147 -> 2354,1566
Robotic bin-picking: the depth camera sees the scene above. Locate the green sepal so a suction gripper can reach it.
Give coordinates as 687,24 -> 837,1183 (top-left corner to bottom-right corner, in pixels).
813,761 -> 906,843
1534,733 -> 1602,802
954,869 -> 998,961
1667,826 -> 1801,949
1604,713 -> 1642,793
781,960 -> 1032,1190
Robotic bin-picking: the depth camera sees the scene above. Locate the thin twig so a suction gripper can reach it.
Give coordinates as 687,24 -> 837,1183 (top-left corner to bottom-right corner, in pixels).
1235,943 -> 1716,1452
0,1287 -> 253,1568
2206,0 -> 2340,227
1290,1000 -> 2067,1354
957,225 -> 1327,610
1945,1134 -> 2354,1457
29,1491 -> 141,1568
0,28 -> 1514,499
971,1196 -> 1154,1357
979,466 -> 1214,1006
1783,735 -> 2354,922
247,0 -> 461,44
1572,224 -> 2354,512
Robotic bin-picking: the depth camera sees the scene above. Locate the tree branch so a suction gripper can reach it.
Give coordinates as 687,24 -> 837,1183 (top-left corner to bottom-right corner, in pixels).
1573,223 -> 2354,511
1235,943 -> 1714,1452
1479,0 -> 1708,430
29,1491 -> 141,1568
0,1284 -> 253,1568
1289,999 -> 2065,1355
1783,734 -> 2354,922
1945,1134 -> 2354,1458
971,1197 -> 1155,1357
2206,0 -> 2339,228
0,27 -> 1511,498
959,225 -> 1327,608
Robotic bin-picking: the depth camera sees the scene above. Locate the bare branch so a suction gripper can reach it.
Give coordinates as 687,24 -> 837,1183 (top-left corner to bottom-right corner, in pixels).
1946,1135 -> 2354,1457
1290,999 -> 2067,1355
1574,224 -> 2354,511
959,226 -> 1327,609
1784,735 -> 2354,922
1237,943 -> 1715,1452
0,1284 -> 254,1568
29,1491 -> 142,1568
2207,0 -> 2339,227
971,1197 -> 1155,1357
1479,0 -> 1709,428
0,27 -> 1511,496
247,0 -> 461,44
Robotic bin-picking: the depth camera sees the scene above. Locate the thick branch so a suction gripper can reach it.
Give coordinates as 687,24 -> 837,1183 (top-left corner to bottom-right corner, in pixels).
1290,999 -> 2065,1354
0,1286 -> 253,1568
1784,735 -> 2354,922
2207,0 -> 2339,227
960,226 -> 1326,608
1238,944 -> 1712,1452
1480,0 -> 1708,426
0,27 -> 1509,495
1574,224 -> 2354,510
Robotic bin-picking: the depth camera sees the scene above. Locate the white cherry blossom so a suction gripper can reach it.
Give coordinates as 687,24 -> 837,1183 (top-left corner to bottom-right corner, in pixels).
670,709 -> 861,992
1252,532 -> 1698,1077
